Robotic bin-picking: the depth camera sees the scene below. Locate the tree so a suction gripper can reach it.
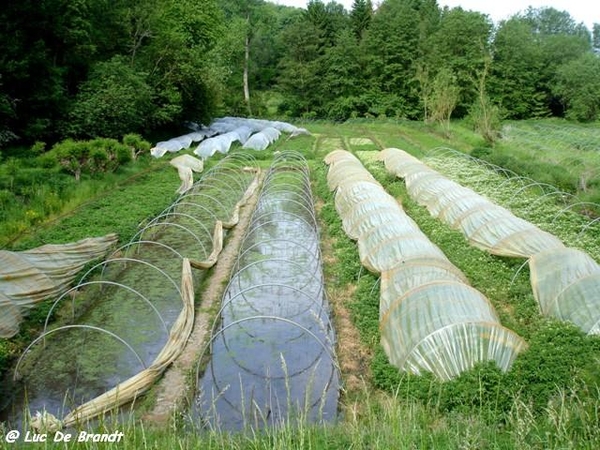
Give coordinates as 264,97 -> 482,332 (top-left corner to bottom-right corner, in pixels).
64,57 -> 154,138
304,0 -> 348,49
553,53 -> 600,121
277,18 -> 323,116
320,28 -> 366,119
428,68 -> 460,137
490,17 -> 547,119
219,0 -> 264,115
469,58 -> 502,145
361,0 -> 423,118
350,0 -> 373,40
423,7 -> 492,117
491,8 -> 591,119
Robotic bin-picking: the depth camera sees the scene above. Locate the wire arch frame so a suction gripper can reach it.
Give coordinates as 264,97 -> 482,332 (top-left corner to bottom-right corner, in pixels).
195,316 -> 339,391
247,213 -> 318,238
551,202 -> 600,224
239,220 -> 321,267
14,324 -> 147,381
214,283 -> 330,333
253,196 -> 318,228
43,280 -> 170,337
131,221 -> 208,257
509,182 -> 561,202
526,190 -> 575,211
193,169 -> 248,194
110,240 -> 185,261
170,192 -> 229,218
202,327 -> 337,418
77,257 -> 182,299
236,238 -> 321,268
579,217 -> 600,238
258,178 -> 313,206
228,257 -> 324,303
146,211 -> 213,242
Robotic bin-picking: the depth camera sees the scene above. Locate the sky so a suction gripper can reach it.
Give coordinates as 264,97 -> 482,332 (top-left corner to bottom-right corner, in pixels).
267,0 -> 598,31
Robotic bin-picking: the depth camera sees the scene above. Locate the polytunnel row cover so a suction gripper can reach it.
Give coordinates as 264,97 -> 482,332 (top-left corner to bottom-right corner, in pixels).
152,116 -> 309,159
378,148 -> 600,335
3,153 -> 260,428
377,148 -> 565,258
195,151 -> 339,429
325,150 -> 526,380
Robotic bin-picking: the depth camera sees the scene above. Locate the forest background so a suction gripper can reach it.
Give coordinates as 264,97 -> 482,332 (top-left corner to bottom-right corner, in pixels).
1,0 -> 600,151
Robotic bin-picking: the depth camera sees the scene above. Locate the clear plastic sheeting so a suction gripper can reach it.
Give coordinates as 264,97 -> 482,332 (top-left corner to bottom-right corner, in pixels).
169,154 -> 204,194
242,126 -> 282,151
378,148 -> 565,258
0,234 -> 118,338
379,147 -> 600,336
530,248 -> 600,334
325,150 -> 525,380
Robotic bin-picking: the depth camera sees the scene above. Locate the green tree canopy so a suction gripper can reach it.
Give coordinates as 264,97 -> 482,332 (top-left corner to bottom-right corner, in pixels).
553,53 -> 600,121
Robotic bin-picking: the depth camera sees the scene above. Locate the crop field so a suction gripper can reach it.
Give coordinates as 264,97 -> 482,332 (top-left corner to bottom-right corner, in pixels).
1,119 -> 599,449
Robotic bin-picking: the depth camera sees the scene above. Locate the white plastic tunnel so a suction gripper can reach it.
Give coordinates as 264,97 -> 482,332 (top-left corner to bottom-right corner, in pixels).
378,148 -> 600,335
326,150 -> 526,380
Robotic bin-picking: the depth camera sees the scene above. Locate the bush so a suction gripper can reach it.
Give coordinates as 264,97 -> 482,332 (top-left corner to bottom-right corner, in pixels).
48,137 -> 134,180
122,133 -> 151,160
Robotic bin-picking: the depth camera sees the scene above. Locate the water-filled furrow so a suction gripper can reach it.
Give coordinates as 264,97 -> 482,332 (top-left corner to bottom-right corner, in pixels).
194,151 -> 339,430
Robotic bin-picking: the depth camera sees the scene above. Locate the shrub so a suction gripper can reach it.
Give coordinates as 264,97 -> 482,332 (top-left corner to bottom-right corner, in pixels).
122,133 -> 151,160
48,137 -> 133,180
51,139 -> 89,181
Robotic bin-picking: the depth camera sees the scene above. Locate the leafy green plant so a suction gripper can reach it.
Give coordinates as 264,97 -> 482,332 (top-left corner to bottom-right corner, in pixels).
122,133 -> 151,160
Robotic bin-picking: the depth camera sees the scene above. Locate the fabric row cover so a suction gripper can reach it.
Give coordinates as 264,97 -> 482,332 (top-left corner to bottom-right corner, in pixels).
0,234 -> 118,337
379,148 -> 600,335
169,154 -> 204,194
152,117 -> 310,159
208,116 -> 309,136
193,127 -> 253,160
151,130 -> 214,158
242,126 -> 281,151
325,150 -> 526,380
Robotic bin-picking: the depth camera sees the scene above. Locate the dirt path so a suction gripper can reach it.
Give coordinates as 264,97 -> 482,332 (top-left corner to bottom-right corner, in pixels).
144,171 -> 265,426
314,199 -> 373,398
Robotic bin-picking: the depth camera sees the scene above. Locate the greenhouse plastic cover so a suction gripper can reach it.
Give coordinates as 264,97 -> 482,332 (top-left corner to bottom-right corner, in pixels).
0,234 -> 118,337
378,149 -> 565,258
194,131 -> 238,159
530,248 -> 600,334
379,148 -> 600,335
169,154 -> 204,194
154,117 -> 309,158
325,150 -> 525,380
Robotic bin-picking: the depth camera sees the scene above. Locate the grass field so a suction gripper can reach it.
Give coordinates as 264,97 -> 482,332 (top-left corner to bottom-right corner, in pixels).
1,119 -> 599,449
